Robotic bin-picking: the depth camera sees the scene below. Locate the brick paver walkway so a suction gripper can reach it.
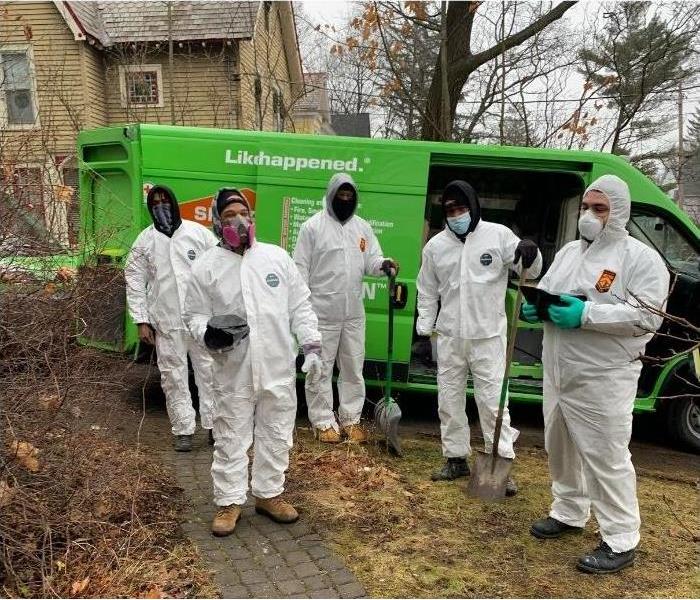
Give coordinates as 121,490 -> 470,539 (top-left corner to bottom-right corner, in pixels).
161,430 -> 367,599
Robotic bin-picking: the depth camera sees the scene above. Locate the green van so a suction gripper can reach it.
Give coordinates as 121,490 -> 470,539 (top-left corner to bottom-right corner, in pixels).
76,124 -> 700,451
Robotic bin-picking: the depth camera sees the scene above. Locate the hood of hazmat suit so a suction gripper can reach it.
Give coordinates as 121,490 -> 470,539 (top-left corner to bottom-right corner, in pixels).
325,173 -> 358,224
536,174 -> 669,553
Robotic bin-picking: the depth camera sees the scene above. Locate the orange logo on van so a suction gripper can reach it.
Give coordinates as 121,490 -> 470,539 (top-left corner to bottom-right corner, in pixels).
359,237 -> 366,252
178,188 -> 257,225
595,269 -> 616,293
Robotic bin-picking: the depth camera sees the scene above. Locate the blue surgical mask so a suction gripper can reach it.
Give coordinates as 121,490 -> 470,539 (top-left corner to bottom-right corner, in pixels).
447,213 -> 471,235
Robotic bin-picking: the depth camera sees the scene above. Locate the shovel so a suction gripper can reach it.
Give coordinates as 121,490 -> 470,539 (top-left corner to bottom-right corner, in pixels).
466,269 -> 527,500
373,273 -> 403,456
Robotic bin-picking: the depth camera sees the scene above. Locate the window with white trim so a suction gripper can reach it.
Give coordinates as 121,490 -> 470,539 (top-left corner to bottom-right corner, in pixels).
119,64 -> 164,108
0,48 -> 39,126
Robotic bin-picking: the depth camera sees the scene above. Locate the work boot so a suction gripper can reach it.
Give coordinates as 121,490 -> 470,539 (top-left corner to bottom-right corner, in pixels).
577,541 -> 636,574
530,516 -> 583,539
343,423 -> 368,443
173,434 -> 193,452
314,426 -> 342,443
211,504 -> 241,537
208,429 -> 215,446
431,457 -> 470,481
255,495 -> 299,524
505,477 -> 518,497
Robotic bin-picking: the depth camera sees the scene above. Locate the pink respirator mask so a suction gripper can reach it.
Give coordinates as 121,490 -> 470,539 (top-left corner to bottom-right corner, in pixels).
222,217 -> 255,249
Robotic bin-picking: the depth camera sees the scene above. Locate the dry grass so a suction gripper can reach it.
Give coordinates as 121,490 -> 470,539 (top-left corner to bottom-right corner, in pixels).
288,427 -> 700,598
1,278 -> 218,598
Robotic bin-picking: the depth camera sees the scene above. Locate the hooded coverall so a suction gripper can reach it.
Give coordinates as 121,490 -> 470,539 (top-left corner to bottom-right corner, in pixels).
185,194 -> 321,506
416,181 -> 542,460
537,174 -> 669,552
125,197 -> 218,435
293,173 -> 388,431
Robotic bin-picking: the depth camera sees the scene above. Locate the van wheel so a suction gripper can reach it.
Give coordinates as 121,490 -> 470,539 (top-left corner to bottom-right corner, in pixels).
664,397 -> 700,454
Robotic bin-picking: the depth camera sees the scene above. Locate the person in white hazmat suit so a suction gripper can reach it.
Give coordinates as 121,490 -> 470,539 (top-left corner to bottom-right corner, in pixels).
184,188 -> 323,537
125,185 -> 218,452
416,180 -> 542,496
524,175 -> 669,574
293,173 -> 398,444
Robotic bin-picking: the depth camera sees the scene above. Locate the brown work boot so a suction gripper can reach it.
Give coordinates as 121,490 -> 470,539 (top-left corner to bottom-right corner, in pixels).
343,423 -> 368,443
314,426 -> 342,443
211,504 -> 241,537
255,495 -> 299,523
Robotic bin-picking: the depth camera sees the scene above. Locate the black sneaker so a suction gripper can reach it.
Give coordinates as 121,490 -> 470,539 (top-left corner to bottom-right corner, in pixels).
577,541 -> 636,574
505,477 -> 518,497
174,434 -> 193,452
208,429 -> 215,446
530,516 -> 583,539
431,458 -> 470,481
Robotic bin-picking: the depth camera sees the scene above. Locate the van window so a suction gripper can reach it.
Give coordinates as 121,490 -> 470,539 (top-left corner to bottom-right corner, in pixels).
628,212 -> 699,274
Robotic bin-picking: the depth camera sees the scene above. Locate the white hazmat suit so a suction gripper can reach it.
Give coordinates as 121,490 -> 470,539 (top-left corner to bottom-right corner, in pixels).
538,174 -> 669,553
293,173 -> 389,432
125,217 -> 218,435
417,182 -> 542,460
185,242 -> 321,506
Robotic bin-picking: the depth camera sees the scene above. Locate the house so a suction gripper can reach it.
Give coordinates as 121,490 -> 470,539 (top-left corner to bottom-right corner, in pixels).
292,71 -> 334,135
0,1 -> 304,247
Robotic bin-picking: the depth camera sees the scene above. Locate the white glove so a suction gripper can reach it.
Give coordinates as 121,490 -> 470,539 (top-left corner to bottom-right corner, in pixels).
416,323 -> 433,337
301,352 -> 323,385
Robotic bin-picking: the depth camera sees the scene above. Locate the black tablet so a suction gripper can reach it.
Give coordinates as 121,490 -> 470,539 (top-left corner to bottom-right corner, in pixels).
519,285 -> 586,321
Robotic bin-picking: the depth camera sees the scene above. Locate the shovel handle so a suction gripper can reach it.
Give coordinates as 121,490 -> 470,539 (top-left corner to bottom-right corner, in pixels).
492,268 -> 527,459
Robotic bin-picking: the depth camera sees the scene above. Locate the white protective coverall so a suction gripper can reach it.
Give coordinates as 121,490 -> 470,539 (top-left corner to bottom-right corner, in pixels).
293,173 -> 388,431
125,219 -> 218,435
538,174 -> 669,552
184,242 -> 320,506
416,185 -> 542,460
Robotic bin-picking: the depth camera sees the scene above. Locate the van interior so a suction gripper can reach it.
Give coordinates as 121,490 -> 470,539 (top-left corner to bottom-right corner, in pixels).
409,165 -> 586,381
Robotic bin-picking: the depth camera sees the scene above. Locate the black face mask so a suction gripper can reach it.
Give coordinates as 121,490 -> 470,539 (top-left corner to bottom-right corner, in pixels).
332,196 -> 355,223
152,203 -> 174,236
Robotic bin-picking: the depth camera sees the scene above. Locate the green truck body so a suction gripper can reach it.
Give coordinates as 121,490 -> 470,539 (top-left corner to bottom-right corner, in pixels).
76,124 -> 700,449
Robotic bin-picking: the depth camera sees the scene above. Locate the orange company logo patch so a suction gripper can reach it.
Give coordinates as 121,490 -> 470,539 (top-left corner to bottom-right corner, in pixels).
359,237 -> 367,252
595,269 -> 617,293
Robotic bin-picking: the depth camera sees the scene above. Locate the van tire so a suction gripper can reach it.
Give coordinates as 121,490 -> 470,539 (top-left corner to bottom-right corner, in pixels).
664,397 -> 700,454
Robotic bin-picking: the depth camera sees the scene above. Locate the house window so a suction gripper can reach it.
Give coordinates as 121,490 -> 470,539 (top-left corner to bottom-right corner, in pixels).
0,49 -> 38,126
119,64 -> 164,108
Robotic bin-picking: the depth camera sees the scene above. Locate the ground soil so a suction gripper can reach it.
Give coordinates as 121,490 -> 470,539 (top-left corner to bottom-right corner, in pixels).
286,391 -> 700,599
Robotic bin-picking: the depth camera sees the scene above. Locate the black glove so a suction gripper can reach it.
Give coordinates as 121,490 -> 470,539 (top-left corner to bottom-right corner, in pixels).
381,259 -> 399,277
514,239 -> 538,269
204,325 -> 234,351
411,336 -> 433,366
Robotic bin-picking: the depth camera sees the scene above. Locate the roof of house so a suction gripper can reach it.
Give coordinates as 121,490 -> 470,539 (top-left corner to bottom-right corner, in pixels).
295,72 -> 328,113
57,1 -> 258,47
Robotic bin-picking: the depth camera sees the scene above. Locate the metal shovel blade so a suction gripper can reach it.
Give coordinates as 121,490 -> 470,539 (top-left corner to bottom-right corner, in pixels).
466,450 -> 513,501
374,398 -> 402,456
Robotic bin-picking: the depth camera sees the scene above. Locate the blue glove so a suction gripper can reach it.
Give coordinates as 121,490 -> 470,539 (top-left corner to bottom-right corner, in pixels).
548,294 -> 585,329
520,301 -> 540,323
